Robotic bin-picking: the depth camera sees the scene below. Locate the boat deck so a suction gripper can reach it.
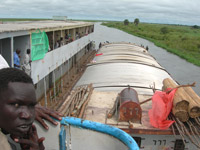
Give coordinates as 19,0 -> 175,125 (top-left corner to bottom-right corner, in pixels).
83,90 -> 173,134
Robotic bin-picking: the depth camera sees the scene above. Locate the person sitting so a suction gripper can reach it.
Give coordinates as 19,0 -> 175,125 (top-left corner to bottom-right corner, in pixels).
65,34 -> 70,44
68,33 -> 72,42
54,40 -> 60,49
75,32 -> 79,40
65,33 -> 69,40
60,37 -> 65,46
0,68 -> 45,149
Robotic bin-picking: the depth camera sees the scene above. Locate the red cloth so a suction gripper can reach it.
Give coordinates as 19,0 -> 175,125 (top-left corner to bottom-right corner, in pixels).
148,88 -> 177,130
96,53 -> 103,56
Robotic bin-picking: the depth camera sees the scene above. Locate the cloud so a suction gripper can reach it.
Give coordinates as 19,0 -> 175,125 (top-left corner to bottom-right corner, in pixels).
0,0 -> 200,25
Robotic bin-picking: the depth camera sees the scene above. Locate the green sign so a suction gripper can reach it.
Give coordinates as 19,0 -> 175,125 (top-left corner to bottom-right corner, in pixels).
31,30 -> 49,61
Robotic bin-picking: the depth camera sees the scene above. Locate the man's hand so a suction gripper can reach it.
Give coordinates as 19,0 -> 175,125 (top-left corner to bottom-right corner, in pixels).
14,124 -> 45,150
35,105 -> 63,130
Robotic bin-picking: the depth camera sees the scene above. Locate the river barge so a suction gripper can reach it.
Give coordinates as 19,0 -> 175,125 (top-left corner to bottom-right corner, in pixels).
1,20 -> 200,149
64,43 -> 199,150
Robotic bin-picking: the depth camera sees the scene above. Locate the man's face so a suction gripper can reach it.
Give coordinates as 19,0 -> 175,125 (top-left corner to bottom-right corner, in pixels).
0,82 -> 36,137
16,50 -> 21,55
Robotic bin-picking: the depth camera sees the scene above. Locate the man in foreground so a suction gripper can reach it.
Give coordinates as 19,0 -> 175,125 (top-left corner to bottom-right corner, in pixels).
0,68 -> 45,149
0,54 -> 62,130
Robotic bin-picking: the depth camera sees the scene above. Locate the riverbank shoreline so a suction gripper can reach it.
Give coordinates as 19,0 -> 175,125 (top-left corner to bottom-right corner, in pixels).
102,22 -> 200,67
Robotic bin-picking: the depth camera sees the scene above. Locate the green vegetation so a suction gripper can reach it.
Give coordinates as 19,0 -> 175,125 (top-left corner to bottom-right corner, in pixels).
124,19 -> 129,25
133,18 -> 139,26
102,22 -> 200,66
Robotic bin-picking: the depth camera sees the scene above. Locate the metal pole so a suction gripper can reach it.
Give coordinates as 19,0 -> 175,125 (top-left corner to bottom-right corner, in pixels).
44,77 -> 47,107
77,55 -> 79,74
61,63 -> 63,93
67,60 -> 69,84
68,53 -> 71,84
50,91 -> 52,104
53,31 -> 55,50
0,40 -> 2,54
11,37 -> 14,67
73,55 -> 75,75
53,70 -> 56,101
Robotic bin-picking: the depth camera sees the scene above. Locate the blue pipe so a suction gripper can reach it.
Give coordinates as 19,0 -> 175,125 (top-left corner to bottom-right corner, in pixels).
61,117 -> 139,150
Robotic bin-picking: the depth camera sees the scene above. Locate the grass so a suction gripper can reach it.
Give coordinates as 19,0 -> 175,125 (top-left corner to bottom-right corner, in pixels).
102,22 -> 200,66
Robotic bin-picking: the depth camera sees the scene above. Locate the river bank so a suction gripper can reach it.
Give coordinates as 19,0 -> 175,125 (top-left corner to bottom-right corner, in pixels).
102,22 -> 200,67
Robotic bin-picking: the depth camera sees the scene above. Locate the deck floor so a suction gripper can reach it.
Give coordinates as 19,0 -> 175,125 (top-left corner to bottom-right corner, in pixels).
84,90 -> 158,130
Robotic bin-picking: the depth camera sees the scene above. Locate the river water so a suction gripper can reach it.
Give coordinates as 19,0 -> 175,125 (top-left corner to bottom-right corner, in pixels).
92,23 -> 200,95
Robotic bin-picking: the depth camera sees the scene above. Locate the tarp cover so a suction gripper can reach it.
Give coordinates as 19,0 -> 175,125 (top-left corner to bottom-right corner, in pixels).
148,88 -> 177,129
31,30 -> 49,61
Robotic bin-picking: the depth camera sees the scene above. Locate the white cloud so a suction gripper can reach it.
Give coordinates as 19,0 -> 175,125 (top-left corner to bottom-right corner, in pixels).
0,0 -> 200,25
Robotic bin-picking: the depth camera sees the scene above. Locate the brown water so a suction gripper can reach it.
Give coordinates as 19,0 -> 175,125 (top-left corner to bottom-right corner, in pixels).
92,23 -> 200,95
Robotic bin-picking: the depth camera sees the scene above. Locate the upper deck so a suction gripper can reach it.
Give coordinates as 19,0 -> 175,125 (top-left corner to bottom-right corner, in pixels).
0,20 -> 94,84
0,20 -> 93,33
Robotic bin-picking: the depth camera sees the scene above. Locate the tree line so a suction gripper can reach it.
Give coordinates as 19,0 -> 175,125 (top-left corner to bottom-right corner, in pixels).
124,18 -> 140,26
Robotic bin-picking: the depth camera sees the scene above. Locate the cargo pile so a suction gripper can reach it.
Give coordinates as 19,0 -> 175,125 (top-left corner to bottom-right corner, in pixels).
163,78 -> 200,122
57,84 -> 93,118
163,78 -> 200,148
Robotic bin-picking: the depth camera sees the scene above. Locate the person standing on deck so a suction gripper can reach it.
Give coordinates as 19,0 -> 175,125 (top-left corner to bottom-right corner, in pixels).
14,49 -> 21,69
22,49 -> 31,76
146,46 -> 149,51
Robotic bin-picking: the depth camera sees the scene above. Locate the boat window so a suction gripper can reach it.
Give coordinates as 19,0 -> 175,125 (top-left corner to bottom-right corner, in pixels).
174,140 -> 185,150
132,137 -> 141,148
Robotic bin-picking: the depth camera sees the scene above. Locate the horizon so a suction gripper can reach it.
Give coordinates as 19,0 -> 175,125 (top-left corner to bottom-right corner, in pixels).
0,0 -> 200,26
0,17 -> 199,27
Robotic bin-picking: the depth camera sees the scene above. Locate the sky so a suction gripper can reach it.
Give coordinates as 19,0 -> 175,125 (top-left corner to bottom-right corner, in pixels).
0,0 -> 200,25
